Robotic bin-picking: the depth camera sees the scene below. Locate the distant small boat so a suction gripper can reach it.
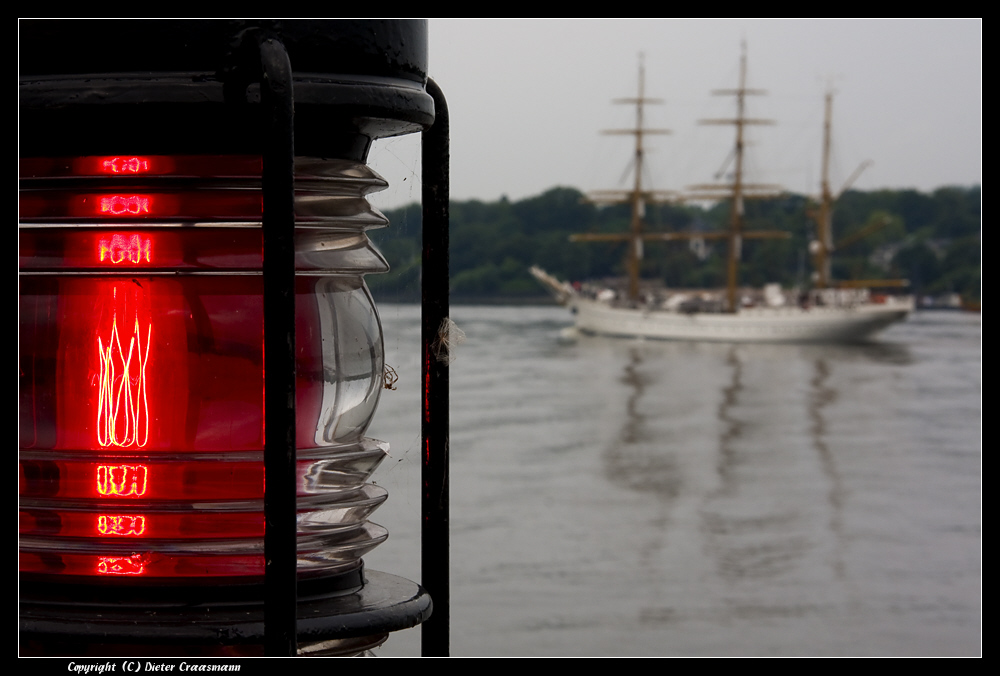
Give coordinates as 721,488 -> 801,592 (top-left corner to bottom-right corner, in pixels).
533,47 -> 912,344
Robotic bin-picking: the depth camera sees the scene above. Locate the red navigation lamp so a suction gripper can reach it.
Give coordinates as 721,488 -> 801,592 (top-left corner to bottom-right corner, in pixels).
19,152 -> 397,588
19,19 -> 442,657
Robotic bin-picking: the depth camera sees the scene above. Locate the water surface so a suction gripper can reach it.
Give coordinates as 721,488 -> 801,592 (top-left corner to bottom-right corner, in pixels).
367,306 -> 981,656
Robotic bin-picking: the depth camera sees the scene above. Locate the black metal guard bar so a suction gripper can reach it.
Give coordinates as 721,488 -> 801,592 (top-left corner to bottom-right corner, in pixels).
421,77 -> 451,658
259,35 -> 298,658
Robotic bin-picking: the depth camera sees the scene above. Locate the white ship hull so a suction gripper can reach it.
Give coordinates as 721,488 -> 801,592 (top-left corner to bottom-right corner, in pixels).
568,295 -> 912,343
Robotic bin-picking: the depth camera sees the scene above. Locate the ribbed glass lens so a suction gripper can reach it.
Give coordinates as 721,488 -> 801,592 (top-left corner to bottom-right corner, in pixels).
19,155 -> 393,581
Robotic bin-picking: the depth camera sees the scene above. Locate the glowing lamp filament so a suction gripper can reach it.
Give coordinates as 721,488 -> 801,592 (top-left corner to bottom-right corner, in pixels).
100,195 -> 150,216
101,157 -> 150,174
97,514 -> 146,536
96,285 -> 150,448
98,234 -> 151,264
96,465 -> 148,497
97,554 -> 145,575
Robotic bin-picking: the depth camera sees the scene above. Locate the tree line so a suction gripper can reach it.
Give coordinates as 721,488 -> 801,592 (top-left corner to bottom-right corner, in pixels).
366,185 -> 980,305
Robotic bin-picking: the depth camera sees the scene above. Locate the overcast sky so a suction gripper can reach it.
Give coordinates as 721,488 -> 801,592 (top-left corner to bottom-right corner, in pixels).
368,19 -> 981,211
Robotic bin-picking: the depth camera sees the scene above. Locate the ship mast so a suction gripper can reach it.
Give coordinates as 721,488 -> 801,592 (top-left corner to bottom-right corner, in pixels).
808,90 -> 906,290
688,42 -> 785,312
813,90 -> 836,288
571,55 -> 673,301
624,57 -> 652,301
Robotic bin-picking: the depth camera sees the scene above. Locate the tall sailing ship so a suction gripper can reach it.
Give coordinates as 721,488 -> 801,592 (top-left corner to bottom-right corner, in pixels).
531,48 -> 913,343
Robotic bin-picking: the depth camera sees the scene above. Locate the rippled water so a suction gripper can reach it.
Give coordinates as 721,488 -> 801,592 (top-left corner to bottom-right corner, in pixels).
366,305 -> 981,656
